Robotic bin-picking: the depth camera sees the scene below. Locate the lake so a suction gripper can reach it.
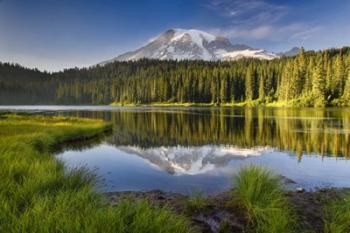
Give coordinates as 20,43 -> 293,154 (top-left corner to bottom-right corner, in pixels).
1,106 -> 350,194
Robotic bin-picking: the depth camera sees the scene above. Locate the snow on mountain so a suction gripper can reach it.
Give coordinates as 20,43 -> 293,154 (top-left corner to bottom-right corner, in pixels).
220,49 -> 277,61
100,28 -> 279,64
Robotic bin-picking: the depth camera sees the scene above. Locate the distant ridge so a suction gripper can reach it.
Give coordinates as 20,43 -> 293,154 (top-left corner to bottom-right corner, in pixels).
277,47 -> 301,57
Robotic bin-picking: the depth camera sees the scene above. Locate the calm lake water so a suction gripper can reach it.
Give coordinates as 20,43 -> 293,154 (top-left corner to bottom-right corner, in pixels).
1,106 -> 350,194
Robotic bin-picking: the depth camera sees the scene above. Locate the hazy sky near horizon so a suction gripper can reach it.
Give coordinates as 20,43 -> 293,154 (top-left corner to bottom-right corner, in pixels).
1,0 -> 349,71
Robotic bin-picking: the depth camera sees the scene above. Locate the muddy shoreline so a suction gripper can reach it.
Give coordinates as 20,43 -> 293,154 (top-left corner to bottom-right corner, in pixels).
104,188 -> 349,233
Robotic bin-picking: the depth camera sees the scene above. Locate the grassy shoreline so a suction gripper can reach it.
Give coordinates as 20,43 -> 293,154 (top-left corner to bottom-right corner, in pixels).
0,114 -> 194,233
110,100 -> 348,108
105,172 -> 350,233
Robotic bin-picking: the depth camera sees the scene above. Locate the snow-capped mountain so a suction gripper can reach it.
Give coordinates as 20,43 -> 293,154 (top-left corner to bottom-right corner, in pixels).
101,29 -> 279,64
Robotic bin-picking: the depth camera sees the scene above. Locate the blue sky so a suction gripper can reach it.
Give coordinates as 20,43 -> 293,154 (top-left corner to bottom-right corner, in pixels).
0,0 -> 349,71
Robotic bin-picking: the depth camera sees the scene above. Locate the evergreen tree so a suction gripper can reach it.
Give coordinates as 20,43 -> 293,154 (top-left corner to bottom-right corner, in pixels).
211,76 -> 218,103
219,77 -> 225,103
258,69 -> 265,100
245,66 -> 254,101
278,61 -> 292,101
305,57 -> 315,93
289,59 -> 302,99
325,61 -> 333,97
298,47 -> 307,94
342,69 -> 350,103
334,55 -> 345,97
312,60 -> 326,107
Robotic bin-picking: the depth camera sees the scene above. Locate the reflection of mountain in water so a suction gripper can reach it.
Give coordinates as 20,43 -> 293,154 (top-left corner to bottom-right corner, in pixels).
117,145 -> 269,175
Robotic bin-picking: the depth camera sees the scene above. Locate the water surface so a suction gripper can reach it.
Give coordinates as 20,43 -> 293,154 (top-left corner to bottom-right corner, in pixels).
1,106 -> 350,194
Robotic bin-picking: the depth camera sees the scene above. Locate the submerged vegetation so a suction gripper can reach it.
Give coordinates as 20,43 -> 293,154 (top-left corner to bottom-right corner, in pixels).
233,166 -> 295,233
0,114 -> 194,233
1,47 -> 350,107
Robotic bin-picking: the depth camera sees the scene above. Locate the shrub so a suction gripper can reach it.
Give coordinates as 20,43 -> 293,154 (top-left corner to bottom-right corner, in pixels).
233,166 -> 295,233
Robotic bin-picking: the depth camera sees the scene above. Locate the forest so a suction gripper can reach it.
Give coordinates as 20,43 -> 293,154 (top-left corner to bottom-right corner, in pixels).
1,47 -> 350,107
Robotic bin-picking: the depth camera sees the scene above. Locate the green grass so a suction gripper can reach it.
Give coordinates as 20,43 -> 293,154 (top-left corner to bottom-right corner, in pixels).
185,191 -> 208,213
233,166 -> 295,233
323,192 -> 350,233
0,114 -> 195,233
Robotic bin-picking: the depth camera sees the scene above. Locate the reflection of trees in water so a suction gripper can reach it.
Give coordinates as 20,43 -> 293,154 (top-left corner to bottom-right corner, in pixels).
62,108 -> 350,158
53,131 -> 112,154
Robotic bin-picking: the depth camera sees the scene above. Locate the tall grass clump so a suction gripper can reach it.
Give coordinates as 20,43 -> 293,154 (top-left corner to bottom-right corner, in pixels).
233,165 -> 295,233
0,114 -> 195,233
185,191 -> 208,213
323,193 -> 350,233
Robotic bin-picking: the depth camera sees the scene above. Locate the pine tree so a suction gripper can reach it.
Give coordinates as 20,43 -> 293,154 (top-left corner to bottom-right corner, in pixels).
305,57 -> 315,93
245,67 -> 254,101
258,69 -> 265,100
289,59 -> 302,99
334,55 -> 345,97
278,61 -> 292,101
220,77 -> 228,103
298,47 -> 307,94
312,60 -> 326,107
342,69 -> 350,104
210,76 -> 218,103
325,61 -> 333,97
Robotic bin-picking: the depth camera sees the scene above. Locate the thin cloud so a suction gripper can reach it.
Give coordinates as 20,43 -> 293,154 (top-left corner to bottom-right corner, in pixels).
207,0 -> 289,26
205,0 -> 320,43
211,24 -> 322,42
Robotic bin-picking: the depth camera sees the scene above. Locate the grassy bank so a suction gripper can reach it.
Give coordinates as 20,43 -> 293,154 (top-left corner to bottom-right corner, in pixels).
111,100 -> 347,108
323,192 -> 350,233
233,166 -> 350,233
105,167 -> 350,233
0,114 -> 194,233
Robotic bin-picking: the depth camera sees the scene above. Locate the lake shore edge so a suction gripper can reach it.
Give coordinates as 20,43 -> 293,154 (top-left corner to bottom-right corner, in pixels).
110,99 -> 350,108
104,187 -> 350,233
0,114 -> 198,232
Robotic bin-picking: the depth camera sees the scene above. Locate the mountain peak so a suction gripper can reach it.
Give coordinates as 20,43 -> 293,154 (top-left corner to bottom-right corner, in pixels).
171,28 -> 217,42
101,28 -> 279,64
278,47 -> 301,57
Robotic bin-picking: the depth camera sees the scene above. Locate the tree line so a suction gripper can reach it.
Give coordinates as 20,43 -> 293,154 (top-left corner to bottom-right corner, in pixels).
0,47 -> 350,106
